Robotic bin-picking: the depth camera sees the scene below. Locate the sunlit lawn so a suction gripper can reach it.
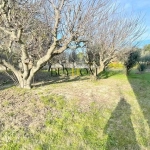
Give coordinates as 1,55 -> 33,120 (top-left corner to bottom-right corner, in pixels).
0,70 -> 150,149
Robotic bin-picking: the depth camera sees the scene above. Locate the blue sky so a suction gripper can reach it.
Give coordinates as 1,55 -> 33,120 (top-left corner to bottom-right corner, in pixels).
118,0 -> 150,48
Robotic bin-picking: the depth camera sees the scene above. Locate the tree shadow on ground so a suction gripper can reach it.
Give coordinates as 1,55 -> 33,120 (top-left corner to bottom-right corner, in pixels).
127,74 -> 150,128
0,72 -> 13,91
98,70 -> 122,79
0,84 -> 14,91
33,75 -> 89,88
0,70 -> 89,90
104,97 -> 140,150
34,69 -> 122,83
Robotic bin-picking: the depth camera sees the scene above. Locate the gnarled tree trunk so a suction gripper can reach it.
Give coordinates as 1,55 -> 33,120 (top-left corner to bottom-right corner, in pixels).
92,60 -> 106,78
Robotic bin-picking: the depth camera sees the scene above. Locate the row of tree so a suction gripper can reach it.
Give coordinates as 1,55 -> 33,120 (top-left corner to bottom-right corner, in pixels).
0,0 -> 145,89
48,44 -> 150,76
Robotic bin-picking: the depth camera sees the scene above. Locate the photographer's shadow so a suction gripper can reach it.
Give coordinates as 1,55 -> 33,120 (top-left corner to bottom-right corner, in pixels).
104,98 -> 140,150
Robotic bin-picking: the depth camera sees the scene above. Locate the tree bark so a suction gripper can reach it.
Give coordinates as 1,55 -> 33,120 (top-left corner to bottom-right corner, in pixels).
125,67 -> 129,76
18,78 -> 32,89
93,63 -> 105,77
48,64 -> 51,72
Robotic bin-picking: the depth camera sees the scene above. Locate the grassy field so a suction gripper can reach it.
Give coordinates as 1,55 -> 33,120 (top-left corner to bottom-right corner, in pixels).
0,70 -> 150,149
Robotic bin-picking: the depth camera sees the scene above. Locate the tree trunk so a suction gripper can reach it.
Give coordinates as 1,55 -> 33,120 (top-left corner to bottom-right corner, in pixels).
17,75 -> 33,89
48,62 -> 52,72
97,65 -> 105,75
125,67 -> 129,76
89,66 -> 94,75
94,65 -> 105,77
57,68 -> 60,76
19,79 -> 31,89
93,68 -> 98,77
62,64 -> 65,74
65,68 -> 69,76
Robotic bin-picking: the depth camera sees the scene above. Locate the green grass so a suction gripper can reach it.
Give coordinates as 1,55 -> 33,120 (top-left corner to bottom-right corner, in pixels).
0,95 -> 108,149
128,72 -> 150,82
0,71 -> 150,149
39,68 -> 90,77
98,70 -> 123,79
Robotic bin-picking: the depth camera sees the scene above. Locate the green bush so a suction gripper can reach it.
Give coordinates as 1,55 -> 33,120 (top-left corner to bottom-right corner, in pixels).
108,62 -> 124,69
124,50 -> 140,75
138,63 -> 147,72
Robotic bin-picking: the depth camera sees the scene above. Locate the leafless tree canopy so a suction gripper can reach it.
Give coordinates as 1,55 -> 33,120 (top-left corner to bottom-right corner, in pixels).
84,6 -> 145,77
0,0 -> 145,88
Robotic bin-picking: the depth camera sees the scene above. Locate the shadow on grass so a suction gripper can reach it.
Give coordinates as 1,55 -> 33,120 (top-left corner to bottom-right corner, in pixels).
33,75 -> 89,88
31,70 -> 123,88
0,72 -> 13,90
0,70 -> 89,90
127,73 -> 150,128
98,70 -> 122,79
34,69 -> 122,83
0,84 -> 14,91
104,98 -> 140,150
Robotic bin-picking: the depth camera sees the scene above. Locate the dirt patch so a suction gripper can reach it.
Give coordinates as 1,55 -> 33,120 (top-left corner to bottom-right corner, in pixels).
0,88 -> 49,131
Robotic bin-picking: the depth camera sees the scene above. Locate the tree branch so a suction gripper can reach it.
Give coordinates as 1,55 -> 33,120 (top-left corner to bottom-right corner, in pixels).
1,59 -> 20,78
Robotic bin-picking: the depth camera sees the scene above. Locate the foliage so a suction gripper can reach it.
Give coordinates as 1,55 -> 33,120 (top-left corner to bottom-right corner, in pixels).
108,62 -> 124,69
124,50 -> 140,75
140,55 -> 150,62
138,63 -> 147,72
143,44 -> 150,52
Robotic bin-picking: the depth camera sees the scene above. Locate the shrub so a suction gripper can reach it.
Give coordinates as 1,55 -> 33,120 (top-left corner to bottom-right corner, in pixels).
124,50 -> 140,75
108,62 -> 123,68
138,63 -> 147,72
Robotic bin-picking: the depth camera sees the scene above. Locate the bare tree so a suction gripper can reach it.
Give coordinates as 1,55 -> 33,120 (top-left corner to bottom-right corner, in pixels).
85,8 -> 145,78
0,0 -> 109,88
47,52 -> 68,76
